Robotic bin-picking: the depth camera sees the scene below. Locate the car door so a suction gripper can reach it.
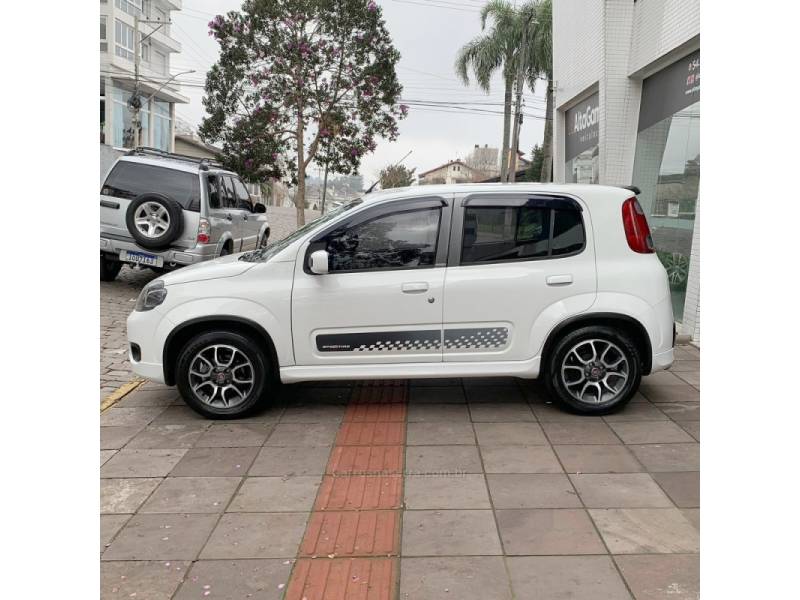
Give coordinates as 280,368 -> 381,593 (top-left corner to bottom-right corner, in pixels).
291,196 -> 451,366
220,176 -> 246,251
204,174 -> 235,251
232,176 -> 262,250
441,192 -> 597,363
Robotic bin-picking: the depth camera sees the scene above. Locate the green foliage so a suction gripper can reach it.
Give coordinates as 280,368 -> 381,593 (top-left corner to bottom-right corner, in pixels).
519,144 -> 544,182
199,0 -> 406,188
379,164 -> 416,189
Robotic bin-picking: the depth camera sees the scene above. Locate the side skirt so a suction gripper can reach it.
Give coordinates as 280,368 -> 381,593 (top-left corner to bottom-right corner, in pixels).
279,356 -> 542,383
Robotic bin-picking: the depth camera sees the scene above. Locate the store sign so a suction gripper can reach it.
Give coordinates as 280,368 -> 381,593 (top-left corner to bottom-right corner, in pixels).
638,50 -> 700,132
564,92 -> 599,161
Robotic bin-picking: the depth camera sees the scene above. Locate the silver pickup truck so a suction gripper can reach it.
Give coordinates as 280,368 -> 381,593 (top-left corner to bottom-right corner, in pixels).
100,147 -> 270,281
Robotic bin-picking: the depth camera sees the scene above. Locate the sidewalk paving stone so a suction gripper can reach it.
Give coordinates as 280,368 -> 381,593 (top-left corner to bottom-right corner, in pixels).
487,473 -> 582,509
496,508 -> 607,555
465,384 -> 524,403
657,403 -> 700,420
126,422 -> 209,449
542,420 -> 621,444
589,508 -> 700,554
193,422 -> 274,447
400,556 -> 513,600
169,447 -> 259,477
468,401 -> 536,422
101,426 -> 141,450
609,421 -> 695,444
100,450 -> 117,466
480,445 -> 563,474
100,406 -> 166,428
249,446 -> 332,476
406,422 -> 476,445
100,561 -> 190,600
652,471 -> 700,508
615,554 -> 700,600
335,421 -> 406,445
628,443 -> 700,472
173,559 -> 293,600
404,473 -> 491,509
285,557 -> 397,600
200,512 -> 309,559
139,476 -> 241,514
570,473 -> 673,508
101,449 -> 187,478
265,422 -> 340,446
101,478 -> 162,513
405,444 -> 483,474
554,444 -> 643,474
507,556 -> 632,600
408,386 -> 466,403
228,476 -> 322,512
103,513 -> 218,560
407,402 -> 471,422
280,404 -> 347,423
100,514 -> 131,552
602,401 -> 669,422
401,510 -> 503,556
475,422 -> 548,445
677,420 -> 700,441
315,474 -> 403,510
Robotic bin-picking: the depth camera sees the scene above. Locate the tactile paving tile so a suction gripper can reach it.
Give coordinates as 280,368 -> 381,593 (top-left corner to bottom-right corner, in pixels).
300,510 -> 400,557
285,557 -> 397,600
327,446 -> 404,476
315,475 -> 403,511
335,421 -> 406,446
344,402 -> 407,422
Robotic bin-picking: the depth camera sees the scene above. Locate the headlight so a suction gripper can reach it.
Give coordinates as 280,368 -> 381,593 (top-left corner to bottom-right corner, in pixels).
135,280 -> 168,312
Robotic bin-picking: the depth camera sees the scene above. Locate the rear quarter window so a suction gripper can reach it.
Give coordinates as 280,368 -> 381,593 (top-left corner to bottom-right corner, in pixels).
102,161 -> 201,212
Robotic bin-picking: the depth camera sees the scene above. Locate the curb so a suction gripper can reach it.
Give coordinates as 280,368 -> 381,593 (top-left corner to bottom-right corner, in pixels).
100,378 -> 146,413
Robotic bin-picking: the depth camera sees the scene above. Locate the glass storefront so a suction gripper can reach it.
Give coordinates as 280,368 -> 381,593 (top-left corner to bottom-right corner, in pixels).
153,100 -> 172,151
632,51 -> 700,321
565,92 -> 599,184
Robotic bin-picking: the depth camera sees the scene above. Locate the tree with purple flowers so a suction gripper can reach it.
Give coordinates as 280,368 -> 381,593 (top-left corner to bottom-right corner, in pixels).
200,0 -> 407,225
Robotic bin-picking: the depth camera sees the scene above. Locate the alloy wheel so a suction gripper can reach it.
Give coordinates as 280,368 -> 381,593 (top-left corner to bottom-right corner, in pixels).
187,344 -> 255,408
560,338 -> 629,404
133,202 -> 171,238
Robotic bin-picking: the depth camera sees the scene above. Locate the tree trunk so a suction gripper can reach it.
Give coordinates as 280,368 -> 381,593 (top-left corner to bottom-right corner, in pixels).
500,71 -> 513,182
540,76 -> 554,183
295,108 -> 306,227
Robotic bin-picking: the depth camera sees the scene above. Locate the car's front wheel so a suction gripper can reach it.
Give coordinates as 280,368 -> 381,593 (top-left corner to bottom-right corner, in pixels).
176,330 -> 272,419
545,325 -> 642,415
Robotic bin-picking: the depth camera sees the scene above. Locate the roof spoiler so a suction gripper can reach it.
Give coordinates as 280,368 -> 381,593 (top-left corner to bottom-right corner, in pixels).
620,185 -> 641,195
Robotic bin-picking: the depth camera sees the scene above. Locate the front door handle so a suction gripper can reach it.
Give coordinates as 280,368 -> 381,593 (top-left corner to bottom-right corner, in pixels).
546,274 -> 573,286
401,282 -> 429,294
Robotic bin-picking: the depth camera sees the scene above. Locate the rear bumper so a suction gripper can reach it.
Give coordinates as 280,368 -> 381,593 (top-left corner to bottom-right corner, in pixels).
100,235 -> 216,267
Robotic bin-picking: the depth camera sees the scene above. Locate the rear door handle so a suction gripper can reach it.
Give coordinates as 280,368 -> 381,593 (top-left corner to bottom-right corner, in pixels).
401,282 -> 429,294
546,274 -> 573,286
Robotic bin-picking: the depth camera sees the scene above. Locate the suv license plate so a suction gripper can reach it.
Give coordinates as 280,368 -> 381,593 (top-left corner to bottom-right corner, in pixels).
120,250 -> 164,268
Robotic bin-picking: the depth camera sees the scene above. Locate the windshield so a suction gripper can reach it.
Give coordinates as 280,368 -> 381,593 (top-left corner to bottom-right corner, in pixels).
239,198 -> 364,263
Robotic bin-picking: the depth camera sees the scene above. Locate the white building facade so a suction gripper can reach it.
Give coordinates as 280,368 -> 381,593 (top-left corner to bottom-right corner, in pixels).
100,0 -> 188,152
553,0 -> 700,341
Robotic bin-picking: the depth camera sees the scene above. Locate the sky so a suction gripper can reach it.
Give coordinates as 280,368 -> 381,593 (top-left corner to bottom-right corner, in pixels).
169,0 -> 547,184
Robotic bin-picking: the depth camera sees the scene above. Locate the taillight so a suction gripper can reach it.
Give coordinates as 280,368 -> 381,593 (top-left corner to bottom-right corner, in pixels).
197,217 -> 210,244
621,197 -> 655,253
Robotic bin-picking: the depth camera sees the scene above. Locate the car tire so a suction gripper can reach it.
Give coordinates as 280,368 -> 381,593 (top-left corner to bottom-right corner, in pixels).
545,325 -> 642,415
100,254 -> 122,281
176,330 -> 272,419
125,193 -> 185,250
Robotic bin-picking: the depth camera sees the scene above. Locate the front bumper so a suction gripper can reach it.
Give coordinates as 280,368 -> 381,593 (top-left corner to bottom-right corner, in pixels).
101,236 -> 217,267
651,347 -> 675,373
127,306 -> 173,384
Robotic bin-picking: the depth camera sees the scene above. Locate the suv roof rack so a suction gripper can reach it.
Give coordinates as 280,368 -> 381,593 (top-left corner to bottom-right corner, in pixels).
126,146 -> 225,171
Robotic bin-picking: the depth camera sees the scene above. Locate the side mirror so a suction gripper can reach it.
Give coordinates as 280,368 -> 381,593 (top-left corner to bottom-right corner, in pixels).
308,249 -> 330,275
253,203 -> 266,214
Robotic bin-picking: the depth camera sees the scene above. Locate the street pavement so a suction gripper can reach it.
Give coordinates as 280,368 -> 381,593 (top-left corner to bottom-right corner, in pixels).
100,206 -> 320,401
100,345 -> 700,600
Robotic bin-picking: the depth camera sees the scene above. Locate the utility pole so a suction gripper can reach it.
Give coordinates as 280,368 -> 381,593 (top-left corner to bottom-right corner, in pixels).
131,13 -> 168,148
508,15 -> 536,183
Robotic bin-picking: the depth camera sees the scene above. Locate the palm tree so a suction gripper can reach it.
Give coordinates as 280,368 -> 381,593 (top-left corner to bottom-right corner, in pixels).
455,0 -> 544,182
529,0 -> 553,182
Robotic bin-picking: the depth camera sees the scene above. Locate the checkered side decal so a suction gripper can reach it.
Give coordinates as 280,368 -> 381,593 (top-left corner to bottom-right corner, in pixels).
444,327 -> 509,350
317,330 -> 441,353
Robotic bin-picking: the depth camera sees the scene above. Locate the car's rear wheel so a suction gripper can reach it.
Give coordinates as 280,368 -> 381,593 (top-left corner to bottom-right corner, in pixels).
545,325 -> 642,415
176,330 -> 272,419
100,254 -> 123,281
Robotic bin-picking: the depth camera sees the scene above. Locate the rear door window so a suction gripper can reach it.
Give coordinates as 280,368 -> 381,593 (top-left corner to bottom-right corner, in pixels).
221,176 -> 238,209
232,178 -> 252,210
102,161 -> 201,211
206,175 -> 222,209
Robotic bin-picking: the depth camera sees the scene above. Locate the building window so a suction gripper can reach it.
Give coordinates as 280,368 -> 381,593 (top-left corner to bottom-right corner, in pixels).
152,49 -> 167,75
564,92 -> 599,184
100,16 -> 108,52
111,87 -> 135,148
153,100 -> 172,151
114,19 -> 135,61
632,50 -> 700,322
115,0 -> 143,17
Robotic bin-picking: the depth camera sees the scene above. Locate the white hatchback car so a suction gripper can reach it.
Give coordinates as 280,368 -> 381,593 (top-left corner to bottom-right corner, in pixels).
128,184 -> 675,418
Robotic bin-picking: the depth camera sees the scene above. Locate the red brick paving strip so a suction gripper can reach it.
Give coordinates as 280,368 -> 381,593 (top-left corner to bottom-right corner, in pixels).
285,381 -> 406,600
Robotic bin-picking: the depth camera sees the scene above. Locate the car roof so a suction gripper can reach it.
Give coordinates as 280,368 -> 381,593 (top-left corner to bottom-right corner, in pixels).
360,183 -> 633,204
118,155 -> 236,176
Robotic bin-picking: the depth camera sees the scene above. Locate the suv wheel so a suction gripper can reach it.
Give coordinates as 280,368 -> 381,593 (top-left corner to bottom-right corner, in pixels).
125,193 -> 184,250
176,330 -> 272,419
100,255 -> 122,281
545,326 -> 642,415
